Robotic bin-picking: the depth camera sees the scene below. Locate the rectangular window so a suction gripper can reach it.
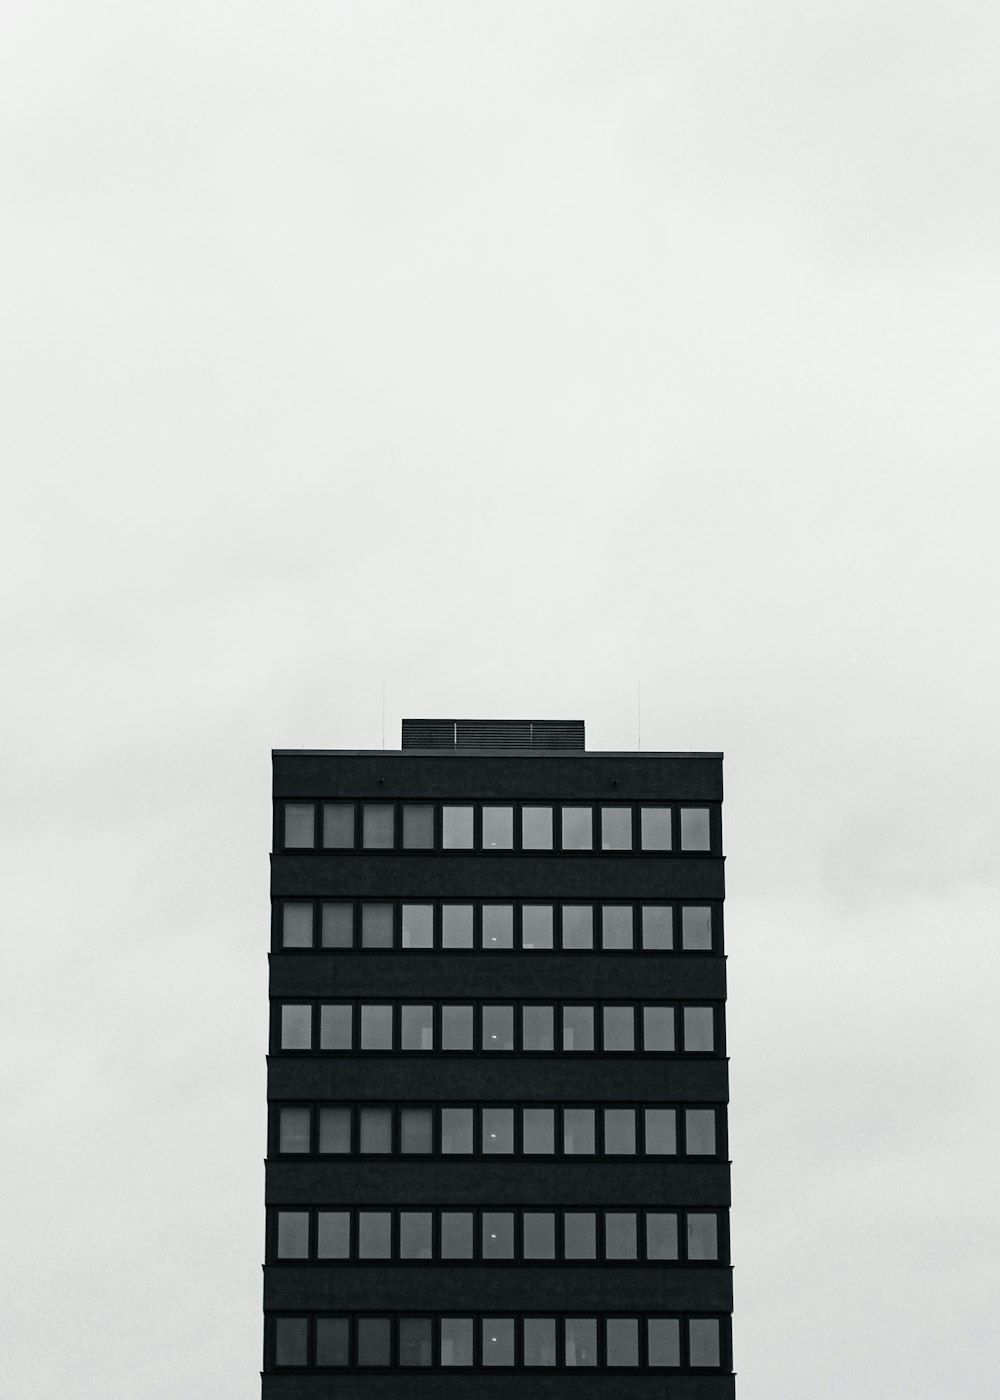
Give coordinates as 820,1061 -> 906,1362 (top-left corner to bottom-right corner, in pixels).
483,1318 -> 515,1366
399,1211 -> 433,1260
601,905 -> 633,949
399,1106 -> 433,1153
648,1317 -> 681,1367
563,1108 -> 595,1155
441,1318 -> 473,1366
400,904 -> 433,948
315,1317 -> 349,1366
561,805 -> 593,850
646,1212 -> 679,1260
689,1318 -> 721,1367
402,803 -> 434,849
401,1004 -> 434,1051
523,1212 -> 556,1259
441,1108 -> 473,1154
523,1317 -> 556,1366
605,1212 -> 638,1259
357,1317 -> 391,1366
644,1108 -> 677,1155
683,1006 -> 715,1052
643,1006 -> 675,1051
280,1004 -> 312,1050
317,1211 -> 350,1258
281,903 -> 313,948
278,1107 -> 310,1154
600,806 -> 632,850
321,902 -> 353,948
358,1211 -> 392,1258
442,805 -> 474,849
565,1318 -> 597,1366
362,803 -> 394,849
440,1211 -> 473,1259
359,1106 -> 393,1153
685,1108 -> 717,1155
274,1316 -> 308,1366
606,1317 -> 639,1366
482,1108 -> 514,1154
361,903 -> 393,949
283,803 -> 314,848
441,1004 -> 474,1050
641,904 -> 673,950
603,1006 -> 635,1051
680,806 -> 711,851
640,806 -> 672,850
564,1212 -> 597,1259
318,1106 -> 351,1153
681,905 -> 713,950
482,1212 -> 514,1259
360,1004 -> 393,1050
522,1107 -> 554,1154
482,1005 -> 514,1050
441,904 -> 473,948
399,1318 -> 433,1366
562,1005 -> 594,1051
322,802 -> 354,848
482,805 -> 513,849
521,806 -> 553,849
481,904 -> 513,949
276,1211 -> 309,1258
521,904 -> 554,950
522,1005 -> 554,1051
687,1213 -> 719,1261
604,1107 -> 637,1155
319,1004 -> 352,1050
561,905 -> 593,950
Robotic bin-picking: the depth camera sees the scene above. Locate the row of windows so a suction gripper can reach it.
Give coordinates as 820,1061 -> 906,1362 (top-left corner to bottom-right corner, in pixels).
269,1313 -> 725,1370
278,899 -> 716,952
274,1103 -> 722,1158
276,1000 -> 719,1054
270,1205 -> 723,1263
282,801 -> 714,853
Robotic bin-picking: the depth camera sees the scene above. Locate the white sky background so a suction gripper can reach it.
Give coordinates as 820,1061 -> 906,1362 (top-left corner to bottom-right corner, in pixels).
3,1 -> 999,1395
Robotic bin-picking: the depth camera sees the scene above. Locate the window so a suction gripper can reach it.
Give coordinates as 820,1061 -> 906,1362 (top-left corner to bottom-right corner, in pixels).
482,1005 -> 514,1050
682,905 -> 713,950
564,1212 -> 596,1259
359,1106 -> 392,1153
279,1107 -> 310,1154
601,905 -> 633,949
400,1211 -> 433,1259
441,1318 -> 473,1366
441,1005 -> 473,1050
561,806 -> 592,850
648,1318 -> 681,1367
641,905 -> 673,950
276,1211 -> 309,1258
563,1006 -> 594,1051
683,1006 -> 715,1052
399,1107 -> 433,1153
563,1108 -> 595,1155
441,904 -> 473,948
399,1318 -> 432,1366
441,1108 -> 473,1154
442,805 -> 473,849
318,1106 -> 351,1153
482,1108 -> 514,1154
282,903 -> 312,948
362,803 -> 394,849
522,1107 -> 554,1154
482,805 -> 513,849
685,1109 -> 717,1155
604,1107 -> 636,1155
483,1318 -> 515,1365
357,1317 -> 391,1366
358,1211 -> 392,1258
643,1006 -> 675,1051
441,1212 -> 473,1259
521,806 -> 553,850
562,905 -> 593,950
482,905 -> 513,949
321,902 -> 353,948
644,1108 -> 677,1155
401,1005 -> 434,1051
522,1005 -> 554,1051
603,1006 -> 634,1052
402,803 -> 433,849
317,1211 -> 350,1258
319,1004 -> 352,1050
680,806 -> 711,851
315,1317 -> 349,1366
689,1318 -> 721,1367
600,807 -> 632,850
647,1212 -> 679,1260
523,1212 -> 555,1259
322,803 -> 354,848
280,1004 -> 312,1050
605,1213 -> 637,1260
523,1317 -> 556,1366
284,804 -> 314,848
482,1212 -> 514,1259
400,904 -> 433,948
606,1317 -> 639,1366
275,1316 -> 308,1366
522,904 -> 554,949
565,1318 -> 597,1366
687,1213 -> 719,1261
640,806 -> 672,850
360,1004 -> 393,1050
361,903 -> 393,949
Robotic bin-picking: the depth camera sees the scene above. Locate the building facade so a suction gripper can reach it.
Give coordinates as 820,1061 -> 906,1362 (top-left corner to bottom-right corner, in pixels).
264,719 -> 734,1398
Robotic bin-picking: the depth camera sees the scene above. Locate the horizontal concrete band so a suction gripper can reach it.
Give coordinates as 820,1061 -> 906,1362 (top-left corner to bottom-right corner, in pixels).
262,1374 -> 736,1399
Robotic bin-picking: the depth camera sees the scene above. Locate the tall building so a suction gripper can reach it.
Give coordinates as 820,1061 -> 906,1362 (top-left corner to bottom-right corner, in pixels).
264,719 -> 734,1398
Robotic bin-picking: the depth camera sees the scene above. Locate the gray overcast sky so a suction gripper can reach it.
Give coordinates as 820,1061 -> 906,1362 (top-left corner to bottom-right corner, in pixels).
3,2 -> 999,1396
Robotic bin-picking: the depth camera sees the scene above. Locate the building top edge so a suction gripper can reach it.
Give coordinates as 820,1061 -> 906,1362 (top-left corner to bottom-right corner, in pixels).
272,749 -> 724,759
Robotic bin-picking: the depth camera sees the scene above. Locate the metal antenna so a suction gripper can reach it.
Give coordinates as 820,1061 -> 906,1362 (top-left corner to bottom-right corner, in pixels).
381,681 -> 386,750
637,679 -> 642,751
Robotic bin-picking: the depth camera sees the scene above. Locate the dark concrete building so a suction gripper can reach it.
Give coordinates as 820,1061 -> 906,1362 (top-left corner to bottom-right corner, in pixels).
264,719 -> 734,1398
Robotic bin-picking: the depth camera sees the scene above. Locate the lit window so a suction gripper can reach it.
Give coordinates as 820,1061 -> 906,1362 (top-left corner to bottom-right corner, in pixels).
640,806 -> 672,850
565,1317 -> 597,1366
601,905 -> 633,949
441,1317 -> 473,1366
318,1106 -> 351,1153
482,1212 -> 514,1259
641,905 -> 673,950
561,905 -> 593,950
360,1004 -> 393,1050
400,1212 -> 433,1259
441,1108 -> 473,1155
357,1317 -> 391,1366
401,803 -> 433,849
400,904 -> 433,948
362,803 -> 394,849
319,1004 -> 352,1050
282,903 -> 312,948
442,805 -> 473,849
482,1108 -> 514,1154
643,1006 -> 675,1051
563,1108 -> 595,1155
646,1212 -> 679,1260
680,807 -> 711,851
603,1006 -> 634,1052
276,1211 -> 309,1259
482,904 -> 513,949
605,1213 -> 638,1260
681,905 -> 713,950
274,1316 -> 308,1366
283,804 -> 314,848
399,1106 -> 433,1153
360,903 -> 393,949
683,1006 -> 715,1052
522,904 -> 554,949
644,1108 -> 677,1155
523,1212 -> 555,1259
400,1005 -> 434,1051
358,1106 -> 392,1153
280,1004 -> 312,1050
564,1212 -> 597,1259
482,1005 -> 514,1050
522,1005 -> 554,1051
604,1107 -> 637,1155
600,807 -> 632,850
315,1317 -> 349,1366
606,1317 -> 639,1366
321,902 -> 353,948
648,1317 -> 681,1367
521,806 -> 553,850
523,1317 -> 556,1366
685,1108 -> 717,1155
482,805 -> 513,849
440,1212 -> 473,1258
441,1005 -> 474,1050
358,1211 -> 392,1258
399,1318 -> 432,1366
687,1213 -> 719,1261
278,1107 -> 310,1154
562,1006 -> 594,1051
522,1107 -> 554,1154
483,1318 -> 515,1366
441,904 -> 473,948
561,806 -> 593,850
689,1318 -> 721,1367
322,803 -> 354,848
316,1211 -> 350,1258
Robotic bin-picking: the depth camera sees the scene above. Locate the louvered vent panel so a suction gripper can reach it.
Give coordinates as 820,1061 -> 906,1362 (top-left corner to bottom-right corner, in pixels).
401,719 -> 585,750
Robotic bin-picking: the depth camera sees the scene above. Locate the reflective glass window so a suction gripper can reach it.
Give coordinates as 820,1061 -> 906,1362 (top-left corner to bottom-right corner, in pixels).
640,806 -> 672,850
441,1108 -> 473,1154
600,806 -> 632,850
685,1108 -> 717,1155
358,1106 -> 392,1153
563,1108 -> 595,1155
523,1318 -> 556,1366
646,1212 -> 679,1260
522,904 -> 554,949
523,1212 -> 555,1259
362,803 -> 394,849
482,1005 -> 514,1050
400,1107 -> 433,1153
482,805 -> 513,849
279,1107 -> 310,1154
687,1213 -> 719,1261
317,1211 -> 350,1258
682,905 -> 713,950
680,806 -> 711,851
441,904 -> 473,948
358,1211 -> 391,1258
562,1006 -> 594,1051
644,1108 -> 677,1155
564,1212 -> 597,1259
482,1212 -> 514,1259
442,805 -> 473,849
522,1107 -> 554,1154
402,803 -> 434,849
606,1317 -> 639,1366
441,1004 -> 473,1050
360,1004 -> 393,1049
643,1006 -> 675,1051
280,1004 -> 312,1050
401,904 -> 433,948
361,903 -> 393,949
315,1317 -> 349,1366
319,1004 -> 352,1050
274,1316 -> 308,1366
601,905 -> 633,949
482,1108 -> 514,1154
689,1318 -> 721,1367
283,804 -> 314,849
684,1006 -> 715,1052
357,1317 -> 391,1366
603,1006 -> 634,1051
282,903 -> 312,948
322,803 -> 354,849
318,1106 -> 351,1153
521,806 -> 553,850
321,902 -> 353,949
604,1107 -> 637,1154
481,904 -> 513,949
562,905 -> 594,950
401,1004 -> 434,1051
441,1317 -> 473,1366
522,1005 -> 554,1051
641,905 -> 673,950
441,1212 -> 473,1259
605,1212 -> 638,1259
565,1317 -> 597,1366
399,1318 -> 432,1366
276,1211 -> 309,1258
400,1211 -> 433,1259
561,805 -> 593,850
483,1318 -> 515,1366
648,1318 -> 681,1367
